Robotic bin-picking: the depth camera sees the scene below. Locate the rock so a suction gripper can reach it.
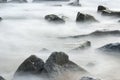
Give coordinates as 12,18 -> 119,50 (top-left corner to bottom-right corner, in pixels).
73,41 -> 91,50
97,5 -> 108,12
40,48 -> 49,52
8,0 -> 27,3
76,12 -> 98,23
0,17 -> 2,21
45,14 -> 65,23
68,0 -> 81,6
15,55 -> 44,76
44,52 -> 87,75
97,5 -> 120,17
60,30 -> 120,39
0,0 -> 7,3
80,76 -> 100,80
99,43 -> 120,53
0,76 -> 5,80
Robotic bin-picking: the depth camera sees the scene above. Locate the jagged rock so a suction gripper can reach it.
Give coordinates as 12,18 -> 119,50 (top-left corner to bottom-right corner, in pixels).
68,0 -> 81,6
76,12 -> 98,23
44,52 -> 87,75
80,76 -> 100,80
73,41 -> 91,50
8,0 -> 27,3
0,76 -> 5,80
0,0 -> 7,3
99,43 -> 120,53
97,5 -> 120,17
15,55 -> 44,76
45,14 -> 65,23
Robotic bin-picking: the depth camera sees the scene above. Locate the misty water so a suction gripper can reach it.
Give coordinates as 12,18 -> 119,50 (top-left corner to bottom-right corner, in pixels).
0,0 -> 120,80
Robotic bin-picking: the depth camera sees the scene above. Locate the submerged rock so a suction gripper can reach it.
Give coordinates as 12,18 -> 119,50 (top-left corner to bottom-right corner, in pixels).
61,30 -> 120,39
99,43 -> 120,53
15,55 -> 44,76
76,12 -> 98,23
73,41 -> 91,50
45,14 -> 65,23
80,76 -> 100,80
0,76 -> 5,80
8,0 -> 27,3
44,52 -> 87,75
68,0 -> 81,6
97,5 -> 120,17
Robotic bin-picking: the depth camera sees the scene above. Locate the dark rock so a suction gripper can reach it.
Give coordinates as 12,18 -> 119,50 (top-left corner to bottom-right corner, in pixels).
68,0 -> 81,6
97,5 -> 120,17
0,76 -> 5,80
97,5 -> 108,12
8,0 -> 27,3
45,14 -> 65,23
0,17 -> 2,21
15,55 -> 44,76
44,52 -> 87,74
73,41 -> 91,50
76,12 -> 98,23
99,43 -> 120,52
0,0 -> 7,3
80,76 -> 100,80
60,30 -> 120,39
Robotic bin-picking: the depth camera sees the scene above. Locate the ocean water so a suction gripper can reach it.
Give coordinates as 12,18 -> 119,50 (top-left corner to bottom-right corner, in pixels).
0,0 -> 120,80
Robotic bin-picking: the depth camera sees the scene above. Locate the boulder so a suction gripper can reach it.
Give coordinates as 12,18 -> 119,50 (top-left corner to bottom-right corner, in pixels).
97,5 -> 120,17
0,76 -> 5,80
45,14 -> 65,23
99,43 -> 120,53
15,55 -> 44,76
44,52 -> 87,74
76,12 -> 98,23
8,0 -> 27,3
97,5 -> 108,12
80,76 -> 100,80
73,41 -> 91,50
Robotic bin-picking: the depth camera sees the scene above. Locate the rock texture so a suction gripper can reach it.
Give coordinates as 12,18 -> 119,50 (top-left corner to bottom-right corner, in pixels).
45,14 -> 65,23
99,43 -> 120,53
76,12 -> 98,23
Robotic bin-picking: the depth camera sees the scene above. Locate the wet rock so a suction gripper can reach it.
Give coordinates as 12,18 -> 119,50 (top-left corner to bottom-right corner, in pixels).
0,76 -> 5,80
61,30 -> 120,39
80,76 -> 100,80
99,43 -> 120,52
97,5 -> 120,17
8,0 -> 27,3
44,52 -> 87,74
76,12 -> 98,23
45,14 -> 65,23
97,5 -> 108,12
0,0 -> 7,3
68,0 -> 81,6
73,41 -> 91,50
15,55 -> 44,76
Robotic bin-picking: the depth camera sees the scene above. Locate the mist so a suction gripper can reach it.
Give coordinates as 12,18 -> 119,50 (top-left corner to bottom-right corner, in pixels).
0,0 -> 120,80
